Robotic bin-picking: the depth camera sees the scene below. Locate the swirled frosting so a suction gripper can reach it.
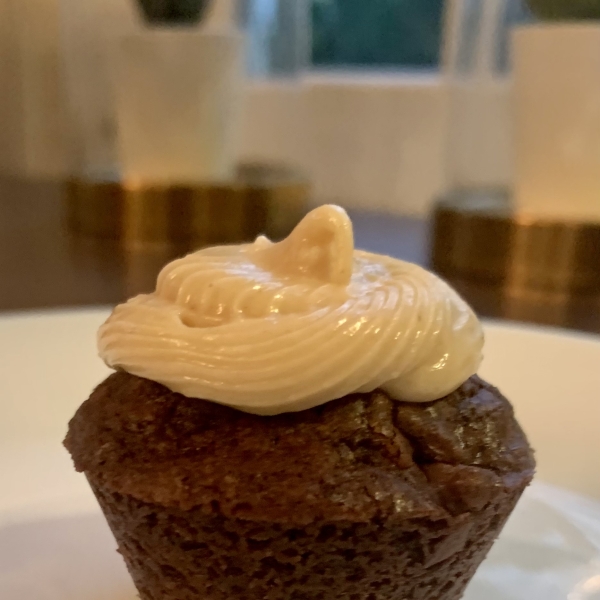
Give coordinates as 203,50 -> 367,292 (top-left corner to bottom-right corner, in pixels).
98,205 -> 483,415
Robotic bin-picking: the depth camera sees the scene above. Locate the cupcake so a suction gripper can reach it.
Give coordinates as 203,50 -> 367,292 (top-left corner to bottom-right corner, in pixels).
65,205 -> 535,600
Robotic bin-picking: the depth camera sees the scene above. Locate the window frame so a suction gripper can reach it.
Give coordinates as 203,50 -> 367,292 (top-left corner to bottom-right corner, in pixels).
239,0 -> 521,216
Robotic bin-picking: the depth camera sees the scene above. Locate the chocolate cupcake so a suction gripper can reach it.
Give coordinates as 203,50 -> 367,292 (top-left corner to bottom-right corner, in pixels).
65,206 -> 534,600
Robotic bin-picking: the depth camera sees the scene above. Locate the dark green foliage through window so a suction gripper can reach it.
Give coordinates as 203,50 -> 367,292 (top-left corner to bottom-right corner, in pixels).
311,0 -> 445,67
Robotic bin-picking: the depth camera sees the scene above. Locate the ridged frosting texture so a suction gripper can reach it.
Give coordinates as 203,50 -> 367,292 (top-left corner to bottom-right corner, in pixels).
98,205 -> 483,415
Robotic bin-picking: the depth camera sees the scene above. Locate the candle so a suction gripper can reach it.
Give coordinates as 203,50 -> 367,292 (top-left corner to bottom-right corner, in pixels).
112,27 -> 244,184
514,24 -> 600,222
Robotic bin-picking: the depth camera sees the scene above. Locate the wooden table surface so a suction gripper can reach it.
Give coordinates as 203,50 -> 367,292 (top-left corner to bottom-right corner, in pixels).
1,177 -> 599,334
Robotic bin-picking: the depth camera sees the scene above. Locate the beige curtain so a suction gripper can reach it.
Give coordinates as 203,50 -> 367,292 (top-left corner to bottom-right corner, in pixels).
0,0 -> 72,177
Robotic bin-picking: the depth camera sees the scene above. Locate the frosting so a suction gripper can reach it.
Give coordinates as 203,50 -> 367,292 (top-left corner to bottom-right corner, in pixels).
98,205 -> 483,415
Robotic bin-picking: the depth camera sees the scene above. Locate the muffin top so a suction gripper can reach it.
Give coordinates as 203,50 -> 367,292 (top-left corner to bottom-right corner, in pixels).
65,372 -> 534,525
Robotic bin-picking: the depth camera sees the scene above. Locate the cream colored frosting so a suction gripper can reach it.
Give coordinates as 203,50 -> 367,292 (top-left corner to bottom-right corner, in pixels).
98,205 -> 483,415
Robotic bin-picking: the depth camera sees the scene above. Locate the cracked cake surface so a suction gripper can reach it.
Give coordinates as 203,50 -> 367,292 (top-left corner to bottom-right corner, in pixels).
66,372 -> 533,524
65,372 -> 534,600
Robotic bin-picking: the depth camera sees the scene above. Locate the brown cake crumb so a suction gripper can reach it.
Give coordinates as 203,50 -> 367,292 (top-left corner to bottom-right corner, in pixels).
65,373 -> 534,600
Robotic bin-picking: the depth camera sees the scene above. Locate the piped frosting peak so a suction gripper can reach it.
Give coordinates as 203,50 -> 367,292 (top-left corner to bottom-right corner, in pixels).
98,205 -> 483,415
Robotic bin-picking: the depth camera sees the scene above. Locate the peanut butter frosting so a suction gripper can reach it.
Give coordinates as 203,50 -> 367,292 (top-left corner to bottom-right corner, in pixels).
98,205 -> 483,415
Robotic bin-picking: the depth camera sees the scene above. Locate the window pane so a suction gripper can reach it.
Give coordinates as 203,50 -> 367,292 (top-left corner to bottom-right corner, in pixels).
311,0 -> 445,68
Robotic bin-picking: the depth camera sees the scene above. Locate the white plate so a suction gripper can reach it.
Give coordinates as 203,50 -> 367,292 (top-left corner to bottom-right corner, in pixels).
0,309 -> 599,599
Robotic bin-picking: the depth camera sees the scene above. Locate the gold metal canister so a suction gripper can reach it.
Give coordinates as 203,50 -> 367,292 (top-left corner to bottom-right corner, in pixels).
431,192 -> 600,331
66,163 -> 310,249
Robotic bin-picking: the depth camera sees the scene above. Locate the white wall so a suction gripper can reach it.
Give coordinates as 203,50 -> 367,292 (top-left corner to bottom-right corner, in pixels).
239,75 -> 448,216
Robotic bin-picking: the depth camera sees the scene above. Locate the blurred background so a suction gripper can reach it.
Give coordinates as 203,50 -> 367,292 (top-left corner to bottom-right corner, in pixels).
0,0 -> 599,331
2,6 -> 600,596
